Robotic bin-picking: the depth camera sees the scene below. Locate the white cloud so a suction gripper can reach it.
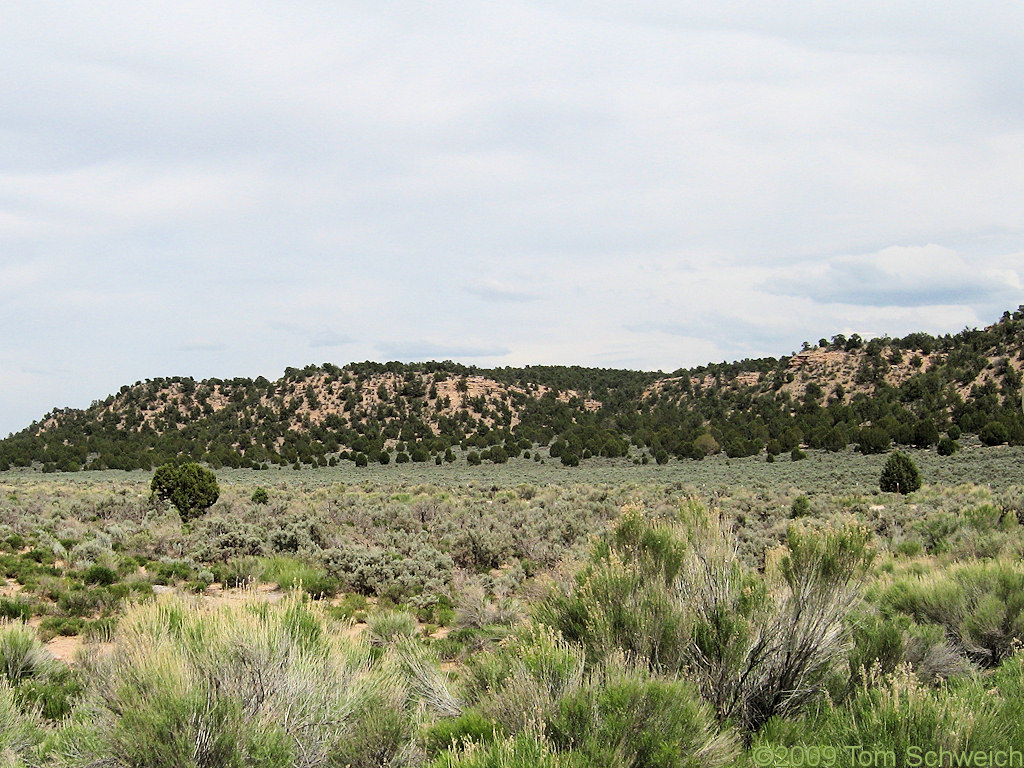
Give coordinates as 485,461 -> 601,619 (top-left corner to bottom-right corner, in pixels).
375,341 -> 510,361
764,245 -> 1022,307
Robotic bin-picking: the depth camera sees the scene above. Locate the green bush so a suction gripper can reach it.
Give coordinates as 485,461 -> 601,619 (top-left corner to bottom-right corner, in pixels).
366,610 -> 418,646
548,667 -> 737,768
82,563 -> 119,586
260,556 -> 339,599
427,733 -> 575,768
327,688 -> 410,768
0,623 -> 55,684
150,462 -> 220,522
790,495 -> 810,518
880,560 -> 1024,666
879,452 -> 921,494
754,667 -> 979,766
250,486 -> 269,505
979,421 -> 1009,446
424,711 -> 501,757
65,594 -> 392,768
540,504 -> 873,733
0,681 -> 42,762
39,616 -> 85,640
15,663 -> 84,720
0,597 -> 33,622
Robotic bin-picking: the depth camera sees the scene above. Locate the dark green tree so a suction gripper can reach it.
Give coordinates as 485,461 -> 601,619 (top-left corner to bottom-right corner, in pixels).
879,452 -> 921,494
979,421 -> 1009,446
151,462 -> 219,522
912,419 -> 939,448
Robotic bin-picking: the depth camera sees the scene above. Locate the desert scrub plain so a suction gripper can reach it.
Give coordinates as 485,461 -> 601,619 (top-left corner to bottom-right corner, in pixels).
0,445 -> 1024,766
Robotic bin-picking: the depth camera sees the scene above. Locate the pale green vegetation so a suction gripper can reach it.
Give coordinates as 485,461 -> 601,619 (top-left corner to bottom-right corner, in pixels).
1,449 -> 1024,765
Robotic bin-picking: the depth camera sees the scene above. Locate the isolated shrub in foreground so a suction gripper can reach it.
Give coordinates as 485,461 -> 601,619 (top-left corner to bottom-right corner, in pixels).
540,503 -> 874,733
881,560 -> 1024,667
689,522 -> 873,732
427,733 -> 574,768
366,610 -> 418,646
547,663 -> 738,768
0,680 -> 41,764
465,625 -> 586,736
455,628 -> 735,768
62,593 -> 395,768
754,666 -> 980,765
0,621 -> 56,684
879,452 -> 921,494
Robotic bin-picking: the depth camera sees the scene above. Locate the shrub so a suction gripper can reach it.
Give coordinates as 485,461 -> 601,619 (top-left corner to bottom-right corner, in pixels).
150,462 -> 220,522
937,438 -> 960,456
0,623 -> 55,684
880,560 -> 1024,666
754,666 -> 978,763
465,625 -> 586,734
847,612 -> 909,686
979,421 -> 1009,446
260,556 -> 339,599
327,686 -> 411,768
880,452 -> 922,494
424,710 -> 500,757
790,495 -> 810,518
0,681 -> 41,761
427,733 -> 570,768
366,610 -> 418,646
541,504 -> 873,733
857,427 -> 891,455
0,598 -> 33,622
39,616 -> 85,640
455,586 -> 523,630
82,563 -> 119,586
15,663 -> 84,720
70,594 -> 390,768
251,487 -> 269,505
548,666 -> 737,768
190,516 -> 265,562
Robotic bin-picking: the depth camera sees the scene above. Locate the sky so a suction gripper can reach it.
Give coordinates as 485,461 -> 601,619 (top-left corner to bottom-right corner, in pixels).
2,1 -> 1023,436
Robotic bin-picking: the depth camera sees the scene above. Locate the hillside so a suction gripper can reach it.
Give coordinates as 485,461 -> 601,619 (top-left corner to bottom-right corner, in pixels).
2,308 -> 1023,472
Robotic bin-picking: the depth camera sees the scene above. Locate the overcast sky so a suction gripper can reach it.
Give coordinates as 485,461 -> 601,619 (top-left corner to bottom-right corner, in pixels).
2,2 -> 1023,436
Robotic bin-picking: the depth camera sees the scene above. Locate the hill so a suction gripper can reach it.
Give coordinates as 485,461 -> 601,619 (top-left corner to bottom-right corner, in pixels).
2,308 -> 1023,472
